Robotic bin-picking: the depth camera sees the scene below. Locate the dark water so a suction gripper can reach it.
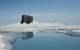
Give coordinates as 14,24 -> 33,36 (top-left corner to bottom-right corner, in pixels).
0,31 -> 80,50
14,32 -> 80,50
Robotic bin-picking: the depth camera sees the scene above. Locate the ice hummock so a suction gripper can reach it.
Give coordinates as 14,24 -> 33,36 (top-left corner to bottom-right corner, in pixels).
0,21 -> 80,33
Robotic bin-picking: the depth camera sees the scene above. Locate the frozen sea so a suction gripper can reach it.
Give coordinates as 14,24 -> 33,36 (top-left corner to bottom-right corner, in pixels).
0,21 -> 80,50
0,29 -> 80,50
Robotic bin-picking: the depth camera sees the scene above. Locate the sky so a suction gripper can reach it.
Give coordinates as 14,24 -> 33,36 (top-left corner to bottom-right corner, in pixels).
0,0 -> 80,25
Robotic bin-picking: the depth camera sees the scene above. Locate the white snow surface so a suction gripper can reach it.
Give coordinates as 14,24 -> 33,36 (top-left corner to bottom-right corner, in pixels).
0,21 -> 80,32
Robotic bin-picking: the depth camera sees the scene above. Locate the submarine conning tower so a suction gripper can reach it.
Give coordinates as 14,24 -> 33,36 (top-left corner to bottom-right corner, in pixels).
21,15 -> 33,24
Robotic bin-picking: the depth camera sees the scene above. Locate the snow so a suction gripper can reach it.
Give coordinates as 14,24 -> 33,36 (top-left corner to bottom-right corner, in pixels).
0,21 -> 80,32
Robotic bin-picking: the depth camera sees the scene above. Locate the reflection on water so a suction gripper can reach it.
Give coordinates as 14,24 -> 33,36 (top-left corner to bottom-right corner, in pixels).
0,32 -> 33,50
21,32 -> 33,40
56,31 -> 80,37
0,31 -> 80,50
64,32 -> 80,37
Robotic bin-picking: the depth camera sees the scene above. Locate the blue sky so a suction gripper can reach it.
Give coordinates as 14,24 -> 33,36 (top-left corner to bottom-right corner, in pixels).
0,0 -> 80,25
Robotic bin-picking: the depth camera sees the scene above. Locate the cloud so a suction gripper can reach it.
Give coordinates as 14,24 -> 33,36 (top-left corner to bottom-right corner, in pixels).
30,12 -> 66,17
66,16 -> 80,19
